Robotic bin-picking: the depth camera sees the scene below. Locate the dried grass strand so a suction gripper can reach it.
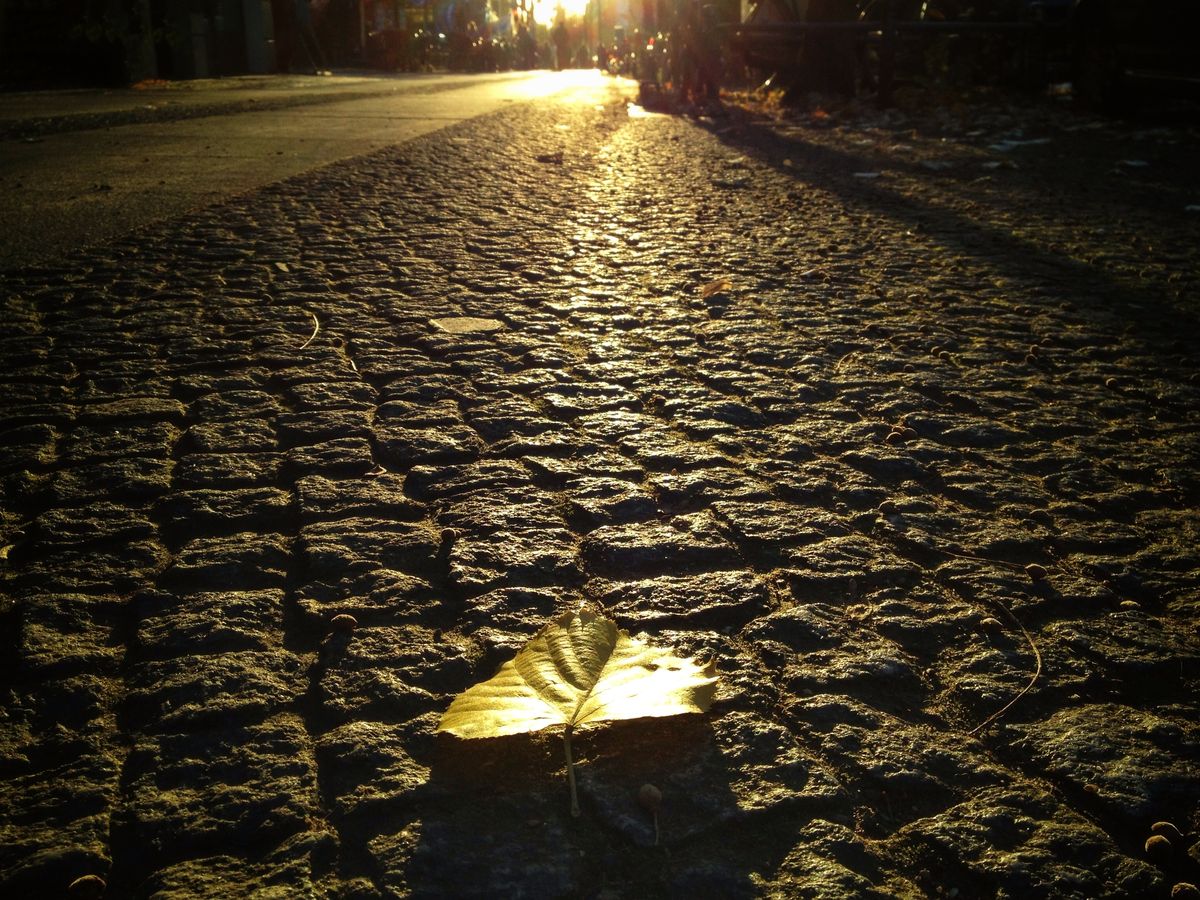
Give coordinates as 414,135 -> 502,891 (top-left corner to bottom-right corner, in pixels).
299,312 -> 319,349
967,601 -> 1043,736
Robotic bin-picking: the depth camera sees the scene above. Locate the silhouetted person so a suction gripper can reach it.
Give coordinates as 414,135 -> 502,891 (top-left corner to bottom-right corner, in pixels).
678,0 -> 720,105
517,21 -> 536,69
552,18 -> 569,70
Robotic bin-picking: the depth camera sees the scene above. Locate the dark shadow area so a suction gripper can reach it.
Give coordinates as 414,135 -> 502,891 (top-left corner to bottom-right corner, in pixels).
694,111 -> 1200,355
385,717 -> 785,898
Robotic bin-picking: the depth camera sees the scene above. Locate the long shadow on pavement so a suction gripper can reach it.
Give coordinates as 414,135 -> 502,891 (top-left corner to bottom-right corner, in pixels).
393,717 -> 777,897
696,113 -> 1200,349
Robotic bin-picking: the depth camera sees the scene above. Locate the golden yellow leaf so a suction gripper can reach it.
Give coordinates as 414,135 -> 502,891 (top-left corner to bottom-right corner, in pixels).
699,277 -> 733,298
437,608 -> 718,816
438,608 -> 718,740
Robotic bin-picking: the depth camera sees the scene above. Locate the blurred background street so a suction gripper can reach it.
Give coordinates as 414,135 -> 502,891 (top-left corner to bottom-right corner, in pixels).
0,70 -> 618,270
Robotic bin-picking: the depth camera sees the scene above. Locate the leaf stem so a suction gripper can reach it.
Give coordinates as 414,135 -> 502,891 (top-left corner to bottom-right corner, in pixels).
564,724 -> 580,817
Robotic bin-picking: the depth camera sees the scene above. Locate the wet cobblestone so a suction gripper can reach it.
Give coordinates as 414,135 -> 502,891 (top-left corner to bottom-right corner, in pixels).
2,81 -> 1200,897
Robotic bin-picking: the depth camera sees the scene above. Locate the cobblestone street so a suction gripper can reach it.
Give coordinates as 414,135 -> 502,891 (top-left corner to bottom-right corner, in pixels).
2,74 -> 1199,898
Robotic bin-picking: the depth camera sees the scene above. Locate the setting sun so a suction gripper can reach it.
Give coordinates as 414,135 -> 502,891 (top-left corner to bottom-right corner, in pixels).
531,0 -> 591,25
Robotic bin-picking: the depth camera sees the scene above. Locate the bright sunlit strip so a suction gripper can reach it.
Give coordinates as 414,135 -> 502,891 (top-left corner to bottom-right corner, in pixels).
497,67 -> 611,101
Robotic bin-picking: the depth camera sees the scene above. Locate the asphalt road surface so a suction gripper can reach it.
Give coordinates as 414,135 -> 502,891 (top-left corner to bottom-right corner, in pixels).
0,70 -> 621,272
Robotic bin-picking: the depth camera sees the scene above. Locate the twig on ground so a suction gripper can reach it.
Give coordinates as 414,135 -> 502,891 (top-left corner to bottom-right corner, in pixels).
299,312 -> 319,349
880,529 -> 1045,733
967,598 -> 1043,736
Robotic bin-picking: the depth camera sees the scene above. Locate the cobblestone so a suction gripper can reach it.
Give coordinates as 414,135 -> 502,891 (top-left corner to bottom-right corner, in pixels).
2,79 -> 1200,897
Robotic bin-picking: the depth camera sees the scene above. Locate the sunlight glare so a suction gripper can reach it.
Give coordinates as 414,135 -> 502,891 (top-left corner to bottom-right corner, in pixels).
532,0 -> 590,26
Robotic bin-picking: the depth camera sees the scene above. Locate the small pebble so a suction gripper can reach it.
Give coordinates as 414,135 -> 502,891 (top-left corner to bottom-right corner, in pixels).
1171,883 -> 1200,900
979,616 -> 1002,631
1025,563 -> 1048,581
1118,599 -> 1140,610
1152,821 -> 1186,844
637,783 -> 662,813
1145,833 -> 1173,863
878,500 -> 896,515
440,527 -> 457,544
1105,377 -> 1119,389
330,613 -> 358,633
69,875 -> 106,898
885,431 -> 905,445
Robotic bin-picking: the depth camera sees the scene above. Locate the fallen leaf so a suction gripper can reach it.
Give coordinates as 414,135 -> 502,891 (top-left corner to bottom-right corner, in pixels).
438,608 -> 716,738
438,608 -> 717,814
699,277 -> 733,298
430,316 -> 504,334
